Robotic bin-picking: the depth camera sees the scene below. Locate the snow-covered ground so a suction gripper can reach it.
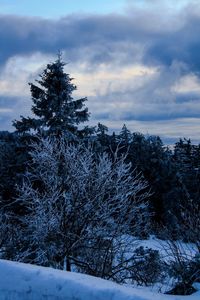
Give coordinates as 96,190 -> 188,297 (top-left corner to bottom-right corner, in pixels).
138,235 -> 197,261
0,259 -> 199,300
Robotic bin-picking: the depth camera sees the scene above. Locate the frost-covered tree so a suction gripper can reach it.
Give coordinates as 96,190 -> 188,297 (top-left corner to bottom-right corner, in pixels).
13,54 -> 91,138
15,136 -> 149,276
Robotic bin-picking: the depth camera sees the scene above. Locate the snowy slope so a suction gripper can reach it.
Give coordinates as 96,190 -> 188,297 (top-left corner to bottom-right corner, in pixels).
0,259 -> 199,300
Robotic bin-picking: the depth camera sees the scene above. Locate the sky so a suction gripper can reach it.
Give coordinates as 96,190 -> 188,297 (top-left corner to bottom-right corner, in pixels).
0,0 -> 200,144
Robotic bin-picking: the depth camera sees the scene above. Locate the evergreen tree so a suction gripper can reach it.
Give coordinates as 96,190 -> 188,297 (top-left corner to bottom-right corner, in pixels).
129,134 -> 178,225
13,54 -> 91,137
174,138 -> 193,175
118,124 -> 132,146
173,139 -> 200,221
0,131 -> 30,214
109,132 -> 118,153
96,122 -> 110,151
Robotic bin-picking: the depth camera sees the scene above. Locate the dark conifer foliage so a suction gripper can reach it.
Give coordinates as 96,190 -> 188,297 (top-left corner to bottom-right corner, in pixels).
13,54 -> 92,138
128,134 -> 177,225
0,132 -> 30,214
172,139 -> 200,234
96,122 -> 110,152
95,127 -> 200,229
118,124 -> 132,146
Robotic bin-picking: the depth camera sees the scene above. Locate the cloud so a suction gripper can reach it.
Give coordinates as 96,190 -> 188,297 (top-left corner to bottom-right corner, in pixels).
0,4 -> 200,70
143,3 -> 200,71
0,11 -> 175,68
88,62 -> 200,119
1,2 -> 200,142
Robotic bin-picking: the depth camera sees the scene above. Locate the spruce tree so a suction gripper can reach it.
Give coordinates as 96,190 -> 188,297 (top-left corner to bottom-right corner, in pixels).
118,124 -> 132,146
96,122 -> 110,151
13,54 -> 91,137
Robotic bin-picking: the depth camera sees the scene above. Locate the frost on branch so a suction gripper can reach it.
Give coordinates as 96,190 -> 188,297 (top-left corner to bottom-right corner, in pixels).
15,136 -> 150,279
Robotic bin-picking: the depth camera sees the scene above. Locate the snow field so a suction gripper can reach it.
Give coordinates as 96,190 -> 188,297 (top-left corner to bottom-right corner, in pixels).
0,259 -> 200,300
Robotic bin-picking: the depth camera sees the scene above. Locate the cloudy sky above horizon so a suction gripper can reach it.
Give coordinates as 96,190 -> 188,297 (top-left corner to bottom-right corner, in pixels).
0,0 -> 200,143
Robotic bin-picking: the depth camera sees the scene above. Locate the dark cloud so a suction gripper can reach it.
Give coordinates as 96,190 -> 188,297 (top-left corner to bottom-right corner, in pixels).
0,12 -> 168,67
1,6 -> 200,141
175,92 -> 200,103
1,7 -> 200,71
144,11 -> 200,71
119,109 -> 200,122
